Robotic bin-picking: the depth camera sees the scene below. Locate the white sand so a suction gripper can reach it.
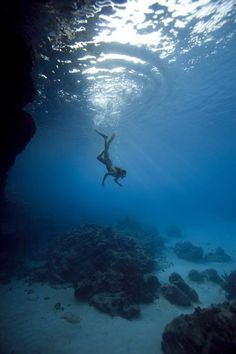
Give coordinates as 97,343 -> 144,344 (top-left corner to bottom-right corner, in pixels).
0,279 -> 182,354
0,245 -> 235,354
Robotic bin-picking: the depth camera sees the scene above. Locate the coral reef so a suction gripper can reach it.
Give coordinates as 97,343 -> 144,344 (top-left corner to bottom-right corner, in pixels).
161,272 -> 199,306
45,224 -> 159,319
115,217 -> 165,258
162,301 -> 236,354
174,242 -> 203,261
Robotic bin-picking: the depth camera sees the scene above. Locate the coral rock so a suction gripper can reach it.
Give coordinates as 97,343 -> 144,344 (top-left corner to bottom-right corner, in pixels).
162,302 -> 236,354
222,270 -> 236,300
174,242 -> 203,261
46,224 -> 158,318
204,247 -> 231,262
161,283 -> 191,307
169,272 -> 199,303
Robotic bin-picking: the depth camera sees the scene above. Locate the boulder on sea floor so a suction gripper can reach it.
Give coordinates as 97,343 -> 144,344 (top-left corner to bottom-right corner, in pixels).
174,242 -> 232,264
222,270 -> 236,300
188,268 -> 223,284
161,301 -> 236,354
188,269 -> 204,282
174,242 -> 203,261
46,224 -> 160,319
161,272 -> 199,306
161,283 -> 191,307
169,272 -> 199,303
201,268 -> 223,283
204,247 -> 231,262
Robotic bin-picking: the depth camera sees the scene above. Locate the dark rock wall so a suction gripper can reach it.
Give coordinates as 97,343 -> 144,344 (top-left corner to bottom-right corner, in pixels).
1,3 -> 36,208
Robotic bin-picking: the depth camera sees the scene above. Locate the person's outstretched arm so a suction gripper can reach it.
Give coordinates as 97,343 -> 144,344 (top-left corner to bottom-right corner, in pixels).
102,172 -> 111,186
114,177 -> 122,186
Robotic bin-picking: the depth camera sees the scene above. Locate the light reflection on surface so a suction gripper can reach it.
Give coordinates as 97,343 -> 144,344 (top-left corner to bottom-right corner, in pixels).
28,0 -> 236,127
97,53 -> 146,65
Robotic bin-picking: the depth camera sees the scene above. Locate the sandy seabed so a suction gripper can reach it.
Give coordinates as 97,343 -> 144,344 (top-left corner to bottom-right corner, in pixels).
0,224 -> 235,354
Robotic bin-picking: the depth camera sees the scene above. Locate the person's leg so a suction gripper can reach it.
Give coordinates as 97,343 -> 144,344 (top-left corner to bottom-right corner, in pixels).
95,129 -> 115,149
95,130 -> 107,164
97,149 -> 106,164
103,134 -> 115,170
95,130 -> 115,169
106,133 -> 116,150
97,150 -> 112,171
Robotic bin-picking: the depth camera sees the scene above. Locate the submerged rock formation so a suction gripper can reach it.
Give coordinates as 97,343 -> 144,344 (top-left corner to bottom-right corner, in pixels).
115,216 -> 165,257
161,272 -> 199,307
162,301 -> 236,354
222,270 -> 236,300
174,242 -> 203,261
204,247 -> 231,262
174,242 -> 231,264
1,3 -> 36,206
161,283 -> 192,307
188,268 -> 223,284
45,224 -> 160,319
169,272 -> 199,302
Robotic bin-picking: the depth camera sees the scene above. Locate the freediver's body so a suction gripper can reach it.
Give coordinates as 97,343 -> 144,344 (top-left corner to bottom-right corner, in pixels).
95,129 -> 126,186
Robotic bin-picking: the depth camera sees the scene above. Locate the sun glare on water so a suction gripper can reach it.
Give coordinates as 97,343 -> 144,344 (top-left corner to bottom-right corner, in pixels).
34,0 -> 236,127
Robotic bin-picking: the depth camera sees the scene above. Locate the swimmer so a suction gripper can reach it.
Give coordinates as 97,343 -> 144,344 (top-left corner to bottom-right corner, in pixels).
95,129 -> 127,186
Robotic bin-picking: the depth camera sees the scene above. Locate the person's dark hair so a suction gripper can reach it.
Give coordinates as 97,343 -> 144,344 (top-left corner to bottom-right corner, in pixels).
115,167 -> 126,177
121,169 -> 126,177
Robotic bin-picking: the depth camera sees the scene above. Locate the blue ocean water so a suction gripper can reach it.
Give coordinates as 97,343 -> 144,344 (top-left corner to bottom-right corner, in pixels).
1,2 -> 236,354
7,0 -> 236,234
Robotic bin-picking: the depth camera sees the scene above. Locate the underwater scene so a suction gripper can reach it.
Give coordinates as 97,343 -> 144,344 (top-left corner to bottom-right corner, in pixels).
1,0 -> 236,353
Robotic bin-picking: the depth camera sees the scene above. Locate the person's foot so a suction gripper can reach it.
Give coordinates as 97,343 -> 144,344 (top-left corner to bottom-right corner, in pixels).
94,129 -> 108,139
